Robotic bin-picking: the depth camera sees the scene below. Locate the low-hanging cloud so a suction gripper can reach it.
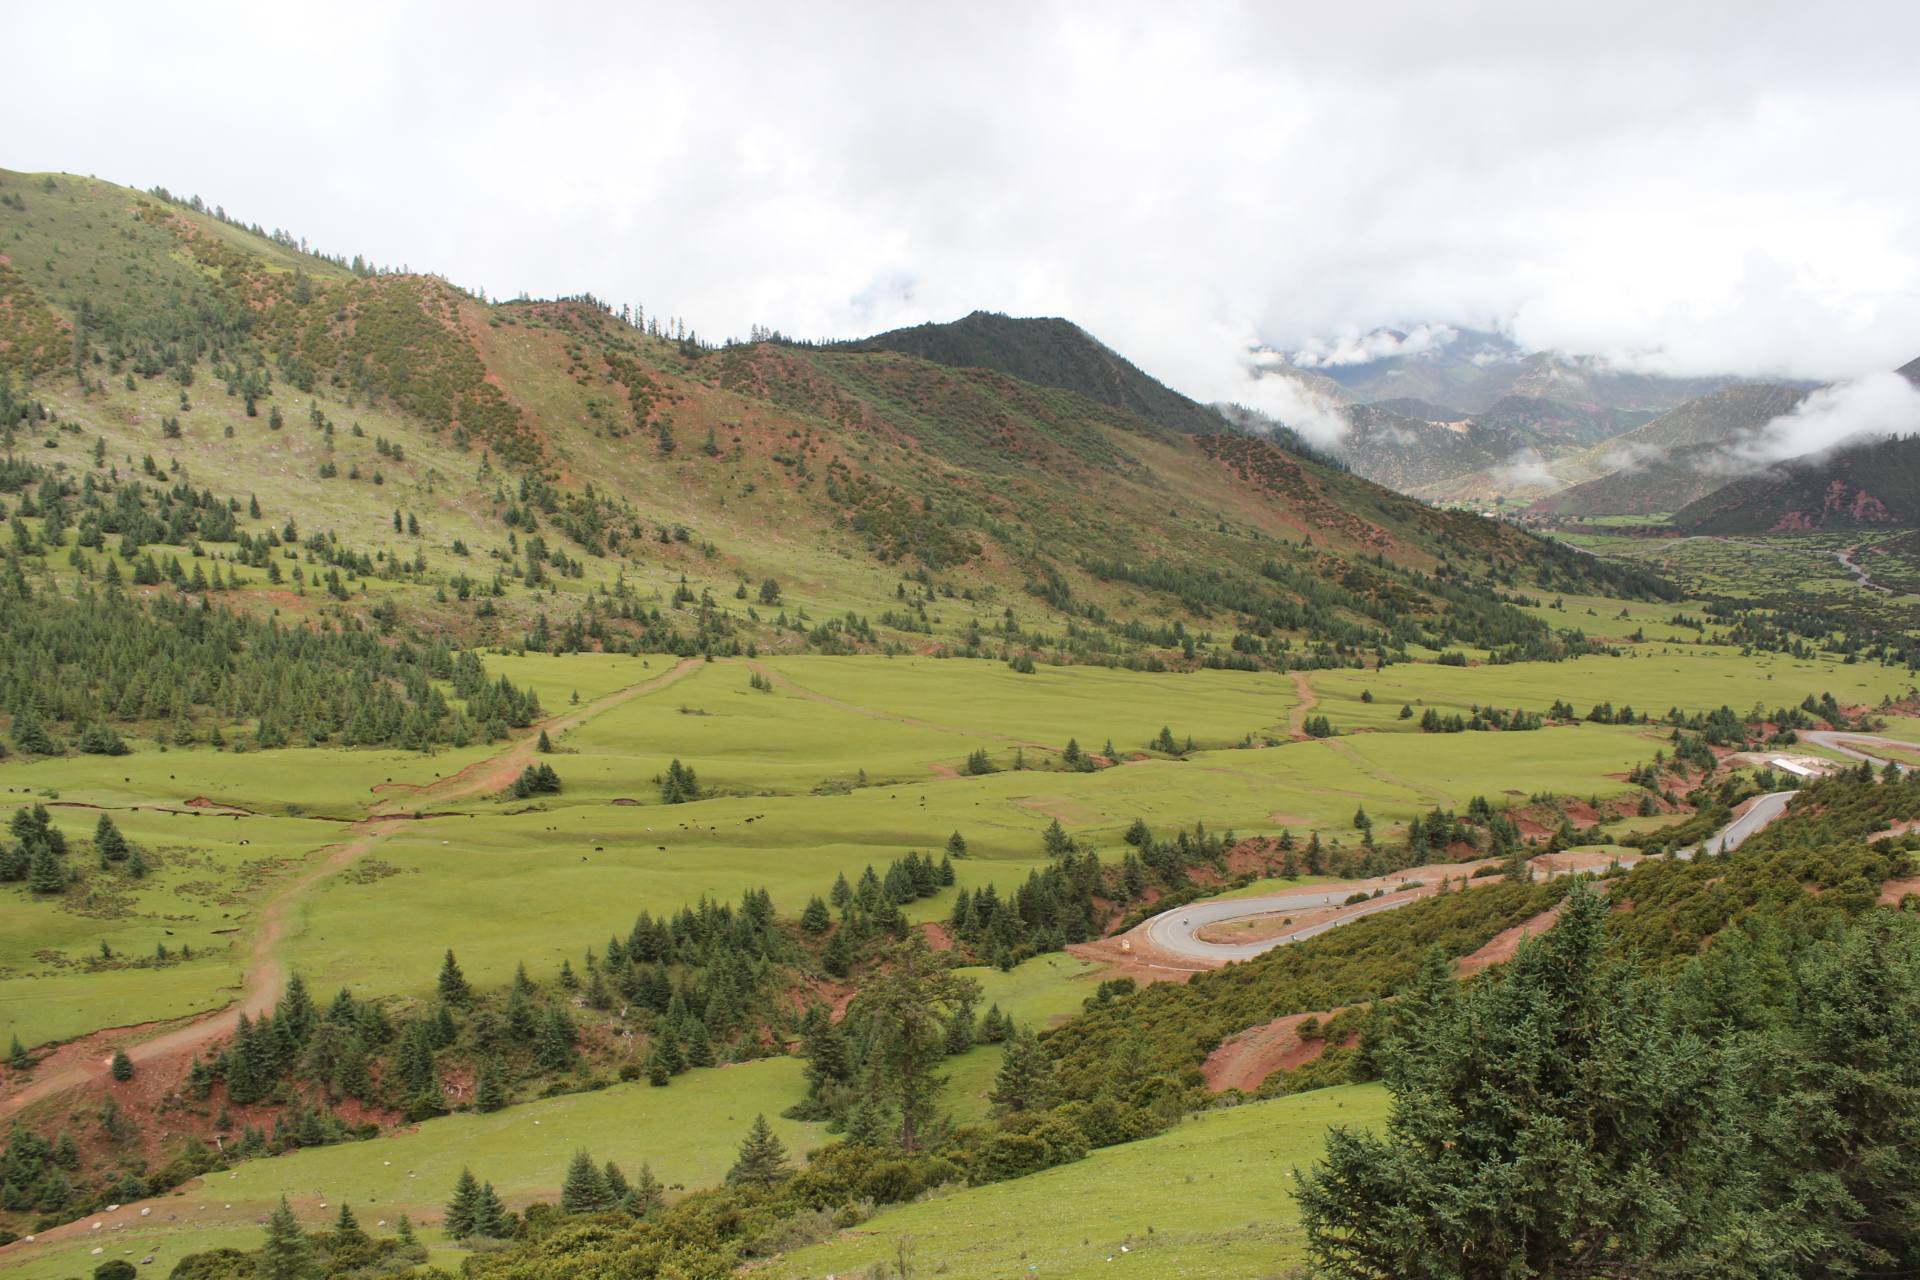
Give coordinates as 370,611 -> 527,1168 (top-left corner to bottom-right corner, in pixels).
1491,447 -> 1559,490
1233,371 -> 1353,448
1713,371 -> 1920,471
1289,324 -> 1458,369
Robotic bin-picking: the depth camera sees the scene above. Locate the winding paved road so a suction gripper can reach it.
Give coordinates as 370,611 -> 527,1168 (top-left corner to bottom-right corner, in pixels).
1138,729 -> 1915,964
1143,884 -> 1428,963
1803,729 -> 1918,771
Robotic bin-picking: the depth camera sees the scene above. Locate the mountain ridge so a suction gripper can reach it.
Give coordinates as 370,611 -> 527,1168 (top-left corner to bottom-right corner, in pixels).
0,167 -> 1667,680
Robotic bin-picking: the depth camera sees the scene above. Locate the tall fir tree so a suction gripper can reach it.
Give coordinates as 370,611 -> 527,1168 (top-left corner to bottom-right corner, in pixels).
560,1149 -> 613,1213
726,1114 -> 790,1186
444,1168 -> 481,1239
258,1197 -> 309,1280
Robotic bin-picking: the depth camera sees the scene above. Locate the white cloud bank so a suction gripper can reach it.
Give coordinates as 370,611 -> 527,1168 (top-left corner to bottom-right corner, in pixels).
6,0 -> 1920,412
1718,371 -> 1920,470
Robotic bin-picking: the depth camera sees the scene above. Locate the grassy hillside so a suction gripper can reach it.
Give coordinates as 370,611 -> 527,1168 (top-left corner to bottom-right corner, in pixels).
772,1084 -> 1392,1279
0,167 -> 1674,694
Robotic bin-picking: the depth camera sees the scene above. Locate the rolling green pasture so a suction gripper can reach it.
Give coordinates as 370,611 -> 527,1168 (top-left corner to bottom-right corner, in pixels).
773,1083 -> 1392,1280
5,648 -> 1766,1046
1507,591 -> 1711,645
758,656 -> 1299,754
1311,649 -> 1912,735
0,742 -> 498,820
277,722 -> 1661,1002
1873,716 -> 1920,748
0,806 -> 337,1047
0,1058 -> 825,1280
479,652 -> 663,710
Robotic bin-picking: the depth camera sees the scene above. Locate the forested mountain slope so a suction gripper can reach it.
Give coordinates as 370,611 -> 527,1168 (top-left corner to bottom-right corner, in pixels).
827,310 -> 1227,436
1673,433 -> 1920,533
0,167 -> 1667,697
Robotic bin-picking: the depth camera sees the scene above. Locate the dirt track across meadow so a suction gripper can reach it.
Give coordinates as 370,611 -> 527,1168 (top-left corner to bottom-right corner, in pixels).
3,659 -> 700,1115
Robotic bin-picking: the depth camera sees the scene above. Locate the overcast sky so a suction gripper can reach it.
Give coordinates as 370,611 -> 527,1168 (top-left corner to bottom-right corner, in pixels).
10,0 -> 1920,415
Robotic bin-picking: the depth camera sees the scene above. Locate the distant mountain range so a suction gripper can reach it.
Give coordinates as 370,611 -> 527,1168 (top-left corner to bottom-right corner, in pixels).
1237,326 -> 1773,498
1233,326 -> 1920,525
1529,384 -> 1811,516
1660,359 -> 1920,533
1279,326 -> 1742,415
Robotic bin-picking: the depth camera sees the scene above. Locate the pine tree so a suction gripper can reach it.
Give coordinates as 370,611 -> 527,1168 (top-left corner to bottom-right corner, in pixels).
475,1055 -> 507,1112
27,841 -> 64,894
8,1034 -> 29,1071
93,813 -> 129,862
725,1114 -> 790,1186
560,1148 -> 613,1213
473,1182 -> 510,1238
444,1168 -> 481,1239
332,1202 -> 366,1245
852,937 -> 982,1150
437,950 -> 471,1005
110,1048 -> 134,1081
843,1096 -> 891,1146
258,1197 -> 309,1280
280,973 -> 316,1046
989,1025 -> 1054,1113
822,926 -> 852,978
394,1214 -> 417,1246
535,1003 -> 576,1071
629,1162 -> 665,1217
944,998 -> 975,1054
1297,882 -> 1732,1276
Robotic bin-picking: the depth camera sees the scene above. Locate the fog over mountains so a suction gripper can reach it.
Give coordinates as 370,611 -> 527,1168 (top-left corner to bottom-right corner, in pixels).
1222,323 -> 1920,516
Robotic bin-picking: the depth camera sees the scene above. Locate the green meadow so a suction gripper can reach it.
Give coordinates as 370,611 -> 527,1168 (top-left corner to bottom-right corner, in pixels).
1310,649 -> 1914,735
0,808 -> 324,1047
0,1058 -> 826,1280
773,1083 -> 1392,1280
5,650 -> 1732,1043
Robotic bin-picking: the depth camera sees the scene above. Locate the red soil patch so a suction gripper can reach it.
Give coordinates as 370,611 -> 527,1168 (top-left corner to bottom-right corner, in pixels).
1203,1010 -> 1346,1093
1879,876 -> 1920,906
1455,907 -> 1563,977
927,762 -> 960,779
1869,821 -> 1920,844
918,922 -> 955,952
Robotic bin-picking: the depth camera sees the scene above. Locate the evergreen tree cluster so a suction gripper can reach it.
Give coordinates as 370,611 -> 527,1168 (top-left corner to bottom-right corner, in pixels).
658,757 -> 701,803
0,587 -> 540,755
507,762 -> 562,798
1,803 -> 73,893
1300,880 -> 1920,1279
